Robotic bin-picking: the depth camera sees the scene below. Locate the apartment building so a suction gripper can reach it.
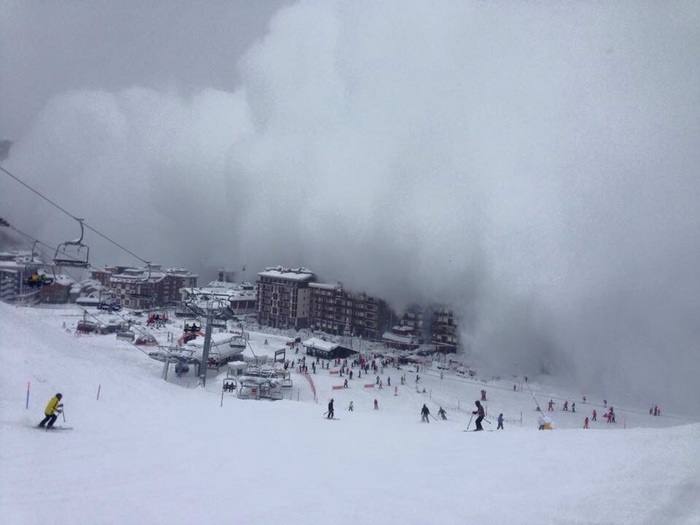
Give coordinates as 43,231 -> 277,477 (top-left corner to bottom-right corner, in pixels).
256,267 -> 315,329
0,250 -> 41,303
430,306 -> 458,353
91,265 -> 197,309
309,282 -> 390,340
180,281 -> 256,317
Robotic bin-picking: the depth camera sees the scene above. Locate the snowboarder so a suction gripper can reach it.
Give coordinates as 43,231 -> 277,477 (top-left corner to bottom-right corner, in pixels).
348,401 -> 354,412
421,404 -> 431,423
497,413 -> 504,430
472,400 -> 485,431
38,393 -> 63,429
438,406 -> 447,420
327,398 -> 335,419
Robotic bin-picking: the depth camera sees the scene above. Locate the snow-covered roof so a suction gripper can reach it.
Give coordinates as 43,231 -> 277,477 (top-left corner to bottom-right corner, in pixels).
165,268 -> 198,278
309,282 -> 340,291
258,267 -> 314,282
382,331 -> 418,344
302,337 -> 338,351
109,268 -> 166,284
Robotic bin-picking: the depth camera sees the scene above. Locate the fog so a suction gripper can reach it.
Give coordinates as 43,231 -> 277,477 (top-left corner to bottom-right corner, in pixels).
2,1 -> 699,414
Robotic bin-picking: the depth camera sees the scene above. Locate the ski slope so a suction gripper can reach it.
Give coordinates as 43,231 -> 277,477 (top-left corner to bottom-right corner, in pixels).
1,302 -> 698,525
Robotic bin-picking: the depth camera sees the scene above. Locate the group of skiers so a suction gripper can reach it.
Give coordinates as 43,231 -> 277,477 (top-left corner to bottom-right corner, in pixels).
147,313 -> 168,328
26,272 -> 51,287
544,403 -> 620,429
417,400 -> 504,431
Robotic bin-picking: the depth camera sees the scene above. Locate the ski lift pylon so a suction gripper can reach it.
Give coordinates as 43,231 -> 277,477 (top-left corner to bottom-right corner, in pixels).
54,218 -> 90,268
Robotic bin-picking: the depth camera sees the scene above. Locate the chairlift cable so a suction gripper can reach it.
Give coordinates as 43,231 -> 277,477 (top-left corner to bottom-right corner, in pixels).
1,164 -> 150,265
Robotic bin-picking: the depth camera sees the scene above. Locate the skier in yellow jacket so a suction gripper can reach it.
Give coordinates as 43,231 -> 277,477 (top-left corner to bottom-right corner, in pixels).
38,393 -> 63,428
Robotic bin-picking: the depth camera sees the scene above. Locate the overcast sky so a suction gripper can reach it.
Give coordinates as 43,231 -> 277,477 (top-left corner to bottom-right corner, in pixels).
1,1 -> 699,414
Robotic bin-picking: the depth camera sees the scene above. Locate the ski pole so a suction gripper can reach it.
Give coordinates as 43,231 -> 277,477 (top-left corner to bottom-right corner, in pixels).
467,413 -> 474,430
61,406 -> 66,422
483,418 -> 492,425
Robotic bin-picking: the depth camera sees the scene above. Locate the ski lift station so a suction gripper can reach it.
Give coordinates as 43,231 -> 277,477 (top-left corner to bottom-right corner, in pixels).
302,337 -> 358,360
149,333 -> 246,369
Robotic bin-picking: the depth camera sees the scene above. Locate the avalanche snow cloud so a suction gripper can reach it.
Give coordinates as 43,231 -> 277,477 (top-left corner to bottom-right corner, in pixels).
2,1 -> 700,414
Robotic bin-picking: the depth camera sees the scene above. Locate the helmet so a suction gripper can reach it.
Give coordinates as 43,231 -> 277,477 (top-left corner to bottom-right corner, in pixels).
56,393 -> 62,399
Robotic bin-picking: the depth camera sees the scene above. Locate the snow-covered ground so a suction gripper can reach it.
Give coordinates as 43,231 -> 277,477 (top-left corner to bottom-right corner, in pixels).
1,302 -> 698,524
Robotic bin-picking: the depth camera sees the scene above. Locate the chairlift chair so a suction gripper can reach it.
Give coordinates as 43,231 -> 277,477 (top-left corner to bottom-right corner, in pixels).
54,219 -> 90,268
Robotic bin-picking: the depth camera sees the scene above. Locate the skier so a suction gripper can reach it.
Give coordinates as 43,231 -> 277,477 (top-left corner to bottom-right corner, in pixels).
480,389 -> 487,401
548,400 -> 555,411
38,393 -> 63,429
348,401 -> 354,412
472,400 -> 485,431
497,413 -> 504,430
584,417 -> 589,429
563,401 -> 569,411
374,399 -> 379,410
421,404 -> 431,423
592,409 -> 597,422
438,406 -> 447,420
327,398 -> 335,419
572,402 -> 576,413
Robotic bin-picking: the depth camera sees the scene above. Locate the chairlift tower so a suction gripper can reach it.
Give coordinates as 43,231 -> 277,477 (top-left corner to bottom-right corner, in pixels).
198,298 -> 228,388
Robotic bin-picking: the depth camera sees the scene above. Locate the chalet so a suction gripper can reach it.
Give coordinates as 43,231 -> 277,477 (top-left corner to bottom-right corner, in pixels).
302,337 -> 358,360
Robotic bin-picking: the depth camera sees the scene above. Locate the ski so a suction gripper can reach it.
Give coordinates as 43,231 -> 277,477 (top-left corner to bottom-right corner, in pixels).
40,426 -> 73,431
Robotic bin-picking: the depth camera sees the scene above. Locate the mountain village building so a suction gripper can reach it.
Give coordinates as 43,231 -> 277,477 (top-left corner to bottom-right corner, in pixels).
91,265 -> 197,309
309,282 -> 390,340
180,281 -> 257,317
256,267 -> 315,329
